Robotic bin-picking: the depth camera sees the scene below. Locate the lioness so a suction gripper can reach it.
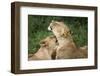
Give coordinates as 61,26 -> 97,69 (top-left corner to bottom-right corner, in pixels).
48,20 -> 88,59
28,35 -> 58,60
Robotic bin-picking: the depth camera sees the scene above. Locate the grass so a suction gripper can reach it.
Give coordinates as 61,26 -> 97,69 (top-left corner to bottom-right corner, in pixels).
28,15 -> 88,54
28,31 -> 53,53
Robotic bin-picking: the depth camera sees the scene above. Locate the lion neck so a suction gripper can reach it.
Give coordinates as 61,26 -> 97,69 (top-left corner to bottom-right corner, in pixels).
57,35 -> 73,46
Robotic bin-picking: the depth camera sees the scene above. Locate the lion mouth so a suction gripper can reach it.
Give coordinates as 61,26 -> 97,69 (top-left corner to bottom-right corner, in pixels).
48,26 -> 52,31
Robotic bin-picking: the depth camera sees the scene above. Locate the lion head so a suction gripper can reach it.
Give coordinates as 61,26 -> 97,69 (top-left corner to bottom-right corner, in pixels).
40,35 -> 58,48
48,20 -> 72,38
40,35 -> 58,59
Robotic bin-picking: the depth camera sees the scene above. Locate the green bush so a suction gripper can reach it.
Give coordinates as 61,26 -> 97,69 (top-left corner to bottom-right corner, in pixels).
28,15 -> 88,54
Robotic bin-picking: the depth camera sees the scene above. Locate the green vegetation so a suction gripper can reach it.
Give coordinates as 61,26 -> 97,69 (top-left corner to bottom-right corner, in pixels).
28,15 -> 88,54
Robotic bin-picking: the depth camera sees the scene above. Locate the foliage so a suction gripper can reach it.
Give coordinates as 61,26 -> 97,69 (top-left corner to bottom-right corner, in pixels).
28,15 -> 88,54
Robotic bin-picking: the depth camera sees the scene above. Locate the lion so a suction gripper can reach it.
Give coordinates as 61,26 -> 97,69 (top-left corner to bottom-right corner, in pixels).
48,20 -> 88,59
28,35 -> 58,60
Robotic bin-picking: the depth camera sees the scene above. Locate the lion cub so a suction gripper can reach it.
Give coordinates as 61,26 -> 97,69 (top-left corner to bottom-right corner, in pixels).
48,20 -> 88,59
28,35 -> 58,60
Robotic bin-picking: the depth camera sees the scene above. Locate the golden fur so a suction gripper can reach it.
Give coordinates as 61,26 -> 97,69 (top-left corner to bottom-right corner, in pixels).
28,35 -> 58,60
48,20 -> 88,59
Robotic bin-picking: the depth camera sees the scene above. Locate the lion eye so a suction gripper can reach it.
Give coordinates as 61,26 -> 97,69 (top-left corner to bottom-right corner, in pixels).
55,39 -> 58,43
40,41 -> 45,45
53,22 -> 58,26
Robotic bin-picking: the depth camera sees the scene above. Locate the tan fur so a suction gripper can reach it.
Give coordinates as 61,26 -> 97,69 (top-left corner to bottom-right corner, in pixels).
28,35 -> 58,60
48,20 -> 88,59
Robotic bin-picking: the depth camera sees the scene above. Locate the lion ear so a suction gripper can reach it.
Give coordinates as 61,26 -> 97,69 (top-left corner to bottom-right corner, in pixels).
70,30 -> 73,35
63,32 -> 68,38
62,29 -> 72,38
61,28 -> 67,38
52,20 -> 55,22
40,40 -> 47,47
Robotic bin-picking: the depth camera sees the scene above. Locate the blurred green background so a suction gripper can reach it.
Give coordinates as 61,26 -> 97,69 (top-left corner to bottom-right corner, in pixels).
28,15 -> 88,54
